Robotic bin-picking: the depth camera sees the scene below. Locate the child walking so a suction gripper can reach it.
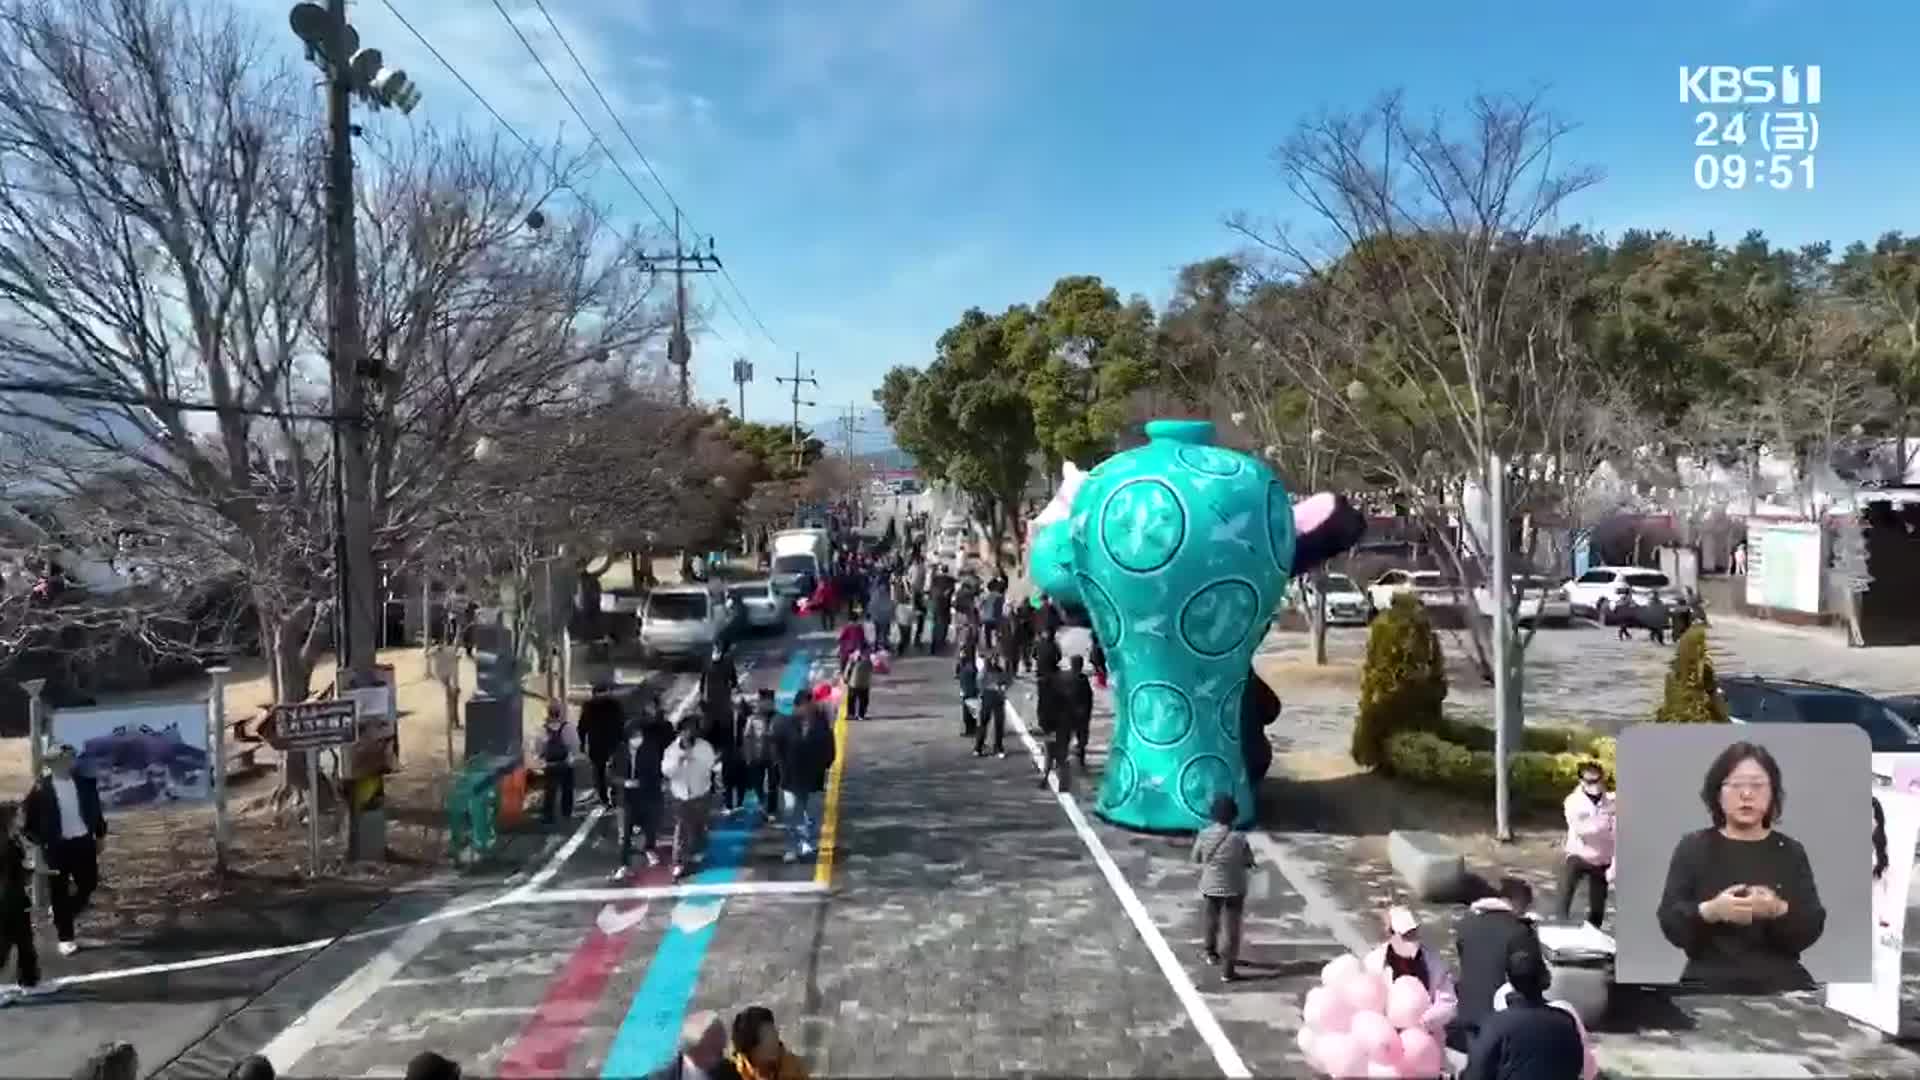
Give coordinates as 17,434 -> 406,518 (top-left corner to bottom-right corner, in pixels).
1191,793 -> 1256,982
0,801 -> 44,1005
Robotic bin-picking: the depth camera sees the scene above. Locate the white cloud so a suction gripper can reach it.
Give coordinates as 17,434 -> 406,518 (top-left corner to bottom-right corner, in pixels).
690,0 -> 1007,185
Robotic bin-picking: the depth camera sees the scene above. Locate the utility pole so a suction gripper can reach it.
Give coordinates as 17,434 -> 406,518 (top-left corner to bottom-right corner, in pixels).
838,403 -> 867,524
640,208 -> 721,407
323,0 -> 377,697
775,351 -> 818,472
731,357 -> 753,420
291,0 -> 423,862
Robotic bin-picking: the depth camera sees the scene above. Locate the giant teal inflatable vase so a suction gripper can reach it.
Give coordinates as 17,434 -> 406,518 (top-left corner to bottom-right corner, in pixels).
1073,419 -> 1293,832
1027,518 -> 1080,607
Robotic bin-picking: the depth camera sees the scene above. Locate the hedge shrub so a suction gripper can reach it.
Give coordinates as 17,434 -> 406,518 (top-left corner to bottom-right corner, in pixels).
1352,594 -> 1449,767
1431,716 -> 1596,756
1384,730 -> 1600,807
1654,625 -> 1729,724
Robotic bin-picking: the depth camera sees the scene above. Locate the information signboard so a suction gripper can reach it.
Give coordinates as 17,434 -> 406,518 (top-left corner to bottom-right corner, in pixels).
265,701 -> 359,751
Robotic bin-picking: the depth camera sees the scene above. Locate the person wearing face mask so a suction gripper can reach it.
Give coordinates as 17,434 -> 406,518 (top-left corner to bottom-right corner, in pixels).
1557,760 -> 1616,928
1448,878 -> 1541,1054
661,717 -> 719,880
1657,740 -> 1823,993
1363,906 -> 1458,1033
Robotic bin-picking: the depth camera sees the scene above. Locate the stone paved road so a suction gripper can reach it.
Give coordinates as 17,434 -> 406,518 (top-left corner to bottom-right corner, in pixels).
88,615 -> 1920,1079
175,639 -> 1311,1079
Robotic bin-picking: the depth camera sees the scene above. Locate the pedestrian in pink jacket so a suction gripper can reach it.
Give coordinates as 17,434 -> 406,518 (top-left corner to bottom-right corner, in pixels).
1557,760 -> 1616,928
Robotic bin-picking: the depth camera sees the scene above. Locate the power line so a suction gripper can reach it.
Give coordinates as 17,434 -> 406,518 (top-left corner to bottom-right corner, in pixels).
486,0 -> 671,238
523,0 -> 782,352
489,0 -> 768,385
378,0 -> 534,159
376,0 -> 632,245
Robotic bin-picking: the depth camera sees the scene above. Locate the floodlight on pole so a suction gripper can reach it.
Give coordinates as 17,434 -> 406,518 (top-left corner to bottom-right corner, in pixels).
366,66 -> 423,113
288,2 -> 356,68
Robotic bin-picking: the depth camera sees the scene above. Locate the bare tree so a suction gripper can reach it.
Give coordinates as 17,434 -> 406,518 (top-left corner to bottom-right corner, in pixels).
1228,91 -> 1633,689
425,395 -> 752,669
0,0 -> 664,729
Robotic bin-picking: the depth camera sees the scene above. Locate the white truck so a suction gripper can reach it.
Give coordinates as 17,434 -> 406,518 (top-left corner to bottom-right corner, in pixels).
769,528 -> 830,599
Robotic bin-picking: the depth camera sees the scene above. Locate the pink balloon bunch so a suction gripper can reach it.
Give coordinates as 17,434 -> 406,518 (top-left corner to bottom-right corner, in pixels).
1297,954 -> 1446,1078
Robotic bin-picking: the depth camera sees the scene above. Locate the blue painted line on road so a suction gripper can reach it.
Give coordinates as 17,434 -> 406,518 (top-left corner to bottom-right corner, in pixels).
600,646 -> 817,1078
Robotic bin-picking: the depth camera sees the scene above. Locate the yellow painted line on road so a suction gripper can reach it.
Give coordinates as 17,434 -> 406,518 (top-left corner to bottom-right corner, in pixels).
813,685 -> 851,886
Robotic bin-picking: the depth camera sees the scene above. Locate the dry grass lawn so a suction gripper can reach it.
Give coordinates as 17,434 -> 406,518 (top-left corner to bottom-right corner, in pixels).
1255,653 -> 1364,690
0,644 -> 557,942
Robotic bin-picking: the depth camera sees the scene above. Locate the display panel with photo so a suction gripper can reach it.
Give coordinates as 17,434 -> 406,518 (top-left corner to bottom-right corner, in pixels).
53,702 -> 211,809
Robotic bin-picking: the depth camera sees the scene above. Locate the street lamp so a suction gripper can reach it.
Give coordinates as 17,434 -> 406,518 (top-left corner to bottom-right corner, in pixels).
289,4 -> 423,113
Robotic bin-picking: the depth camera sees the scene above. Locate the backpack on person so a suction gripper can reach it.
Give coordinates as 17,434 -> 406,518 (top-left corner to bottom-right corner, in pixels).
542,724 -> 570,764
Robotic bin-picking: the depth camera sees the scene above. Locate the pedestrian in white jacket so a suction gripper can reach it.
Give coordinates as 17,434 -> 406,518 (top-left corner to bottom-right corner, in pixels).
661,718 -> 718,880
1557,760 -> 1616,928
1364,905 -> 1460,1034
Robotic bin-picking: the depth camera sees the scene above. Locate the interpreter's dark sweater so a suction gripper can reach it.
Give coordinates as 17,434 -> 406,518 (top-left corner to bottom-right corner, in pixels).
1657,827 -> 1824,992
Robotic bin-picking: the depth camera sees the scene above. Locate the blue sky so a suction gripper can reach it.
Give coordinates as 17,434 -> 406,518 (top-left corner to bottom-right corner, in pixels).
237,0 -> 1920,447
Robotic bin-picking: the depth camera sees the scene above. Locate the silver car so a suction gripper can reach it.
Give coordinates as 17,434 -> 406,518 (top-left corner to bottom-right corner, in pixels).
727,580 -> 786,633
639,587 -> 724,666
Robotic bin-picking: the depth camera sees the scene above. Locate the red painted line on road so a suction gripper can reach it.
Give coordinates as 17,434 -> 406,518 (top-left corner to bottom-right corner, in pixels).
496,865 -> 669,1077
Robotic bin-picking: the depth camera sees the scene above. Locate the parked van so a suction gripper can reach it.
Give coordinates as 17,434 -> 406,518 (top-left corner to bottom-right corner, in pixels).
639,586 -> 726,666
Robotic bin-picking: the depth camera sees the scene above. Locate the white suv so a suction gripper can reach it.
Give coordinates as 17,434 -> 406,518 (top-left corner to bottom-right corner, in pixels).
1560,566 -> 1682,622
1367,569 -> 1461,612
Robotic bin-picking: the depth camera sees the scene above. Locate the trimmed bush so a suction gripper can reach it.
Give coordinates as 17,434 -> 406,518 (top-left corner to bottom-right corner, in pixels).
1432,716 -> 1597,756
1590,735 -> 1617,778
1384,730 -> 1592,807
1352,594 -> 1449,767
1654,625 -> 1729,724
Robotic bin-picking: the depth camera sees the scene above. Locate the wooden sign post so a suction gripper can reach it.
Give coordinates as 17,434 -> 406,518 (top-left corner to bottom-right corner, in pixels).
264,700 -> 359,874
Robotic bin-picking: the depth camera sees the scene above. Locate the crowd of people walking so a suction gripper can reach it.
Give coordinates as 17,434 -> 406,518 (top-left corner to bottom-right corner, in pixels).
532,645 -> 841,882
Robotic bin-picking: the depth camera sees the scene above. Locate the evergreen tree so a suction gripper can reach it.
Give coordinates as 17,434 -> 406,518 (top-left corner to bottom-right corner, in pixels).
1654,625 -> 1729,724
1353,594 -> 1449,766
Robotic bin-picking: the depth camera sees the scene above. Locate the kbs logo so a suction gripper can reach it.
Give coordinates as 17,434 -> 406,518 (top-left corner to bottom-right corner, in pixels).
1679,66 -> 1821,105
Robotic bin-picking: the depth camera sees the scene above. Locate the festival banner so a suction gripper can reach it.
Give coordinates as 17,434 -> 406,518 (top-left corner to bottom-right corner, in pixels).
1826,787 -> 1920,1034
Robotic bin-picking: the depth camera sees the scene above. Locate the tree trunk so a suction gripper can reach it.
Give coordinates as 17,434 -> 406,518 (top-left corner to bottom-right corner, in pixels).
260,607 -> 284,705
257,595 -> 338,816
985,497 -> 1009,572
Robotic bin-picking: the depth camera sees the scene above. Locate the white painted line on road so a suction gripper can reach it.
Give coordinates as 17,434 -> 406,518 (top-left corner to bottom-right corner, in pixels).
1003,699 -> 1252,1080
1245,832 -> 1370,956
49,938 -> 339,986
257,902 -> 454,1072
1069,673 -> 1373,958
513,805 -> 607,896
507,880 -> 828,904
